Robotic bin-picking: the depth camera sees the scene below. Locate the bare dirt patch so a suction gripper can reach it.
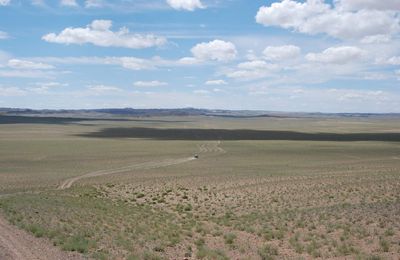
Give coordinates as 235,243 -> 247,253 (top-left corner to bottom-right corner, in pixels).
0,214 -> 84,260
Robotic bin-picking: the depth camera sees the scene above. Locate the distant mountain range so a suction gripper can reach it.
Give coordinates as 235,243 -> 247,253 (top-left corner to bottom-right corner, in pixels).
1,107 -> 399,119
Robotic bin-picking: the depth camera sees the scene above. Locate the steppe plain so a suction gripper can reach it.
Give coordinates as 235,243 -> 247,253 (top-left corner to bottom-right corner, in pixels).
0,114 -> 399,259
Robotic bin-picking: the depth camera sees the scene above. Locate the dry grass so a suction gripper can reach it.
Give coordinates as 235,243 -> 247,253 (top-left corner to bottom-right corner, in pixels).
0,115 -> 399,259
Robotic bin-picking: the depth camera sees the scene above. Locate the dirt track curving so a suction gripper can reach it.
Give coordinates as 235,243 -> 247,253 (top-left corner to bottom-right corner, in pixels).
59,141 -> 225,190
0,215 -> 84,260
58,157 -> 196,190
197,141 -> 226,154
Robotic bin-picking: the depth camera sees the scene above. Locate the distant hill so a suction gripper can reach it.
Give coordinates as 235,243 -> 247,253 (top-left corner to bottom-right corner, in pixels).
0,107 -> 399,119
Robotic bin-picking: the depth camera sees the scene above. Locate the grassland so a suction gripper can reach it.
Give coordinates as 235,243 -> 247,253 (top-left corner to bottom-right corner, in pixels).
0,115 -> 399,259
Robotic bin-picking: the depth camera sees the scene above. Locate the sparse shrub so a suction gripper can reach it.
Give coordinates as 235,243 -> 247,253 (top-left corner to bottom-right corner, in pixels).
223,233 -> 236,245
143,251 -> 163,260
258,244 -> 278,260
28,224 -> 45,238
62,235 -> 90,253
153,245 -> 165,252
384,228 -> 394,236
195,238 -> 205,247
196,246 -> 228,260
379,237 -> 389,252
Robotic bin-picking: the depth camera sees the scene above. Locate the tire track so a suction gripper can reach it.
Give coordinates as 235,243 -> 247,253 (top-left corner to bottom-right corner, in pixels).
59,141 -> 226,190
58,157 -> 196,190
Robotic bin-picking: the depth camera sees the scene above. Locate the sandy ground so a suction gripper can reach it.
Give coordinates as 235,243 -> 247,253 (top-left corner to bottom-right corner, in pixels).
0,215 -> 85,260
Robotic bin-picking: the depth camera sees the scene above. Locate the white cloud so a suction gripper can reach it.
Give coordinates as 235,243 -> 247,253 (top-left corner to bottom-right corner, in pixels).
263,45 -> 301,61
85,0 -> 104,8
0,0 -> 10,6
306,46 -> 366,64
133,81 -> 168,87
0,70 -> 53,78
166,0 -> 204,11
237,60 -> 279,71
0,31 -> 9,39
61,0 -> 78,7
337,0 -> 400,11
7,59 -> 55,70
0,86 -> 26,96
205,79 -> 227,85
42,20 -> 167,49
30,56 -> 172,71
116,57 -> 155,70
255,0 -> 400,40
226,60 -> 280,80
361,34 -> 392,44
87,85 -> 122,92
178,57 -> 201,65
386,56 -> 400,65
190,40 -> 237,62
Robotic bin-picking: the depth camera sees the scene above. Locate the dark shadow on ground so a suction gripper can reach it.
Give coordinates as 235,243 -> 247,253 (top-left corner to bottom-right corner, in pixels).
79,127 -> 400,142
0,116 -> 190,125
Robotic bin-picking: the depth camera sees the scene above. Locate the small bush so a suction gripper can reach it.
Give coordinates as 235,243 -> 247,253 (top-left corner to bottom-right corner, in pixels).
379,238 -> 389,252
28,224 -> 45,238
62,235 -> 90,253
223,233 -> 236,245
258,244 -> 278,260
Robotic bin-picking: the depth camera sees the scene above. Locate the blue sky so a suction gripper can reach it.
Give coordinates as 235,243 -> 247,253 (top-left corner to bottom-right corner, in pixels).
0,0 -> 399,112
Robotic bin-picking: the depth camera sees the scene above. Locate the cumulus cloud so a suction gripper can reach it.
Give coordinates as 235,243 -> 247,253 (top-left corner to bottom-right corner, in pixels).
190,40 -> 237,62
61,0 -> 78,7
205,80 -> 227,85
361,34 -> 392,44
255,0 -> 400,40
7,59 -> 55,70
0,31 -> 9,39
337,0 -> 400,11
42,20 -> 167,49
263,45 -> 301,61
133,81 -> 168,87
227,60 -> 280,80
0,0 -> 10,6
306,46 -> 366,64
166,0 -> 204,11
237,60 -> 279,71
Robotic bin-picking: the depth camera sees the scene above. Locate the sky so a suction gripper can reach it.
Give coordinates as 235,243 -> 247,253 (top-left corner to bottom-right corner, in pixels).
0,0 -> 399,112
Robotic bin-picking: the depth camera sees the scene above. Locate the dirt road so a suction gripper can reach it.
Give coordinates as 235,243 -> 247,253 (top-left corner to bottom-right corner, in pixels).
58,156 -> 196,190
0,215 -> 84,260
197,141 -> 226,154
58,141 -> 225,190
